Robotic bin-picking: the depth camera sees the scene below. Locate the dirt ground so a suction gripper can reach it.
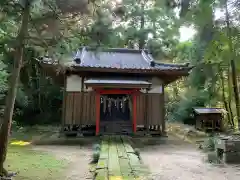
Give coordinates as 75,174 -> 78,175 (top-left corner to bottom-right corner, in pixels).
140,136 -> 240,180
33,145 -> 92,180
33,135 -> 240,180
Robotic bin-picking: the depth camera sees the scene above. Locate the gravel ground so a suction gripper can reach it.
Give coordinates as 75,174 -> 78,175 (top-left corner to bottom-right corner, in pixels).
34,145 -> 92,180
33,136 -> 240,180
140,136 -> 240,180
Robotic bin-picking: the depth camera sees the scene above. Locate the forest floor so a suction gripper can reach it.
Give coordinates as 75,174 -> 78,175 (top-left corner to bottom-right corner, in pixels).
6,125 -> 240,180
6,145 -> 67,180
33,145 -> 93,180
6,144 -> 92,180
7,126 -> 93,180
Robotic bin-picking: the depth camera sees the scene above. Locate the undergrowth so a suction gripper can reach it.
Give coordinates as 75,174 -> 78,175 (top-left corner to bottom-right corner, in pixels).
92,144 -> 100,164
199,134 -> 222,164
200,134 -> 216,152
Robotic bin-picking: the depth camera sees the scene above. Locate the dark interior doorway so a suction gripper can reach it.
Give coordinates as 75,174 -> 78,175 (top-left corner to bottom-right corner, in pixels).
100,94 -> 131,122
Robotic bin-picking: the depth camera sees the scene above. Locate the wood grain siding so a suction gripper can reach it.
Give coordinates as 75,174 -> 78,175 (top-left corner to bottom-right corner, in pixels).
136,93 -> 164,128
136,94 -> 145,125
64,92 -> 96,125
148,94 -> 164,126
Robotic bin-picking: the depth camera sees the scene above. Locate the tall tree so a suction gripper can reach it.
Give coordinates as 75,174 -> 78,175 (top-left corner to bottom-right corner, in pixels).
0,0 -> 31,176
224,0 -> 240,131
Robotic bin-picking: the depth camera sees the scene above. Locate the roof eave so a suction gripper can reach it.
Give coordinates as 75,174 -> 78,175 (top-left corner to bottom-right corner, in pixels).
69,66 -> 192,75
85,83 -> 151,89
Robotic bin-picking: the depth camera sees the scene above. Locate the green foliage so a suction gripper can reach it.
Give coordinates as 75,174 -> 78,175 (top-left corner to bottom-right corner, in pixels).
93,144 -> 101,151
200,135 -> 222,164
167,0 -> 240,126
92,144 -> 100,163
168,39 -> 218,123
169,89 -> 208,122
134,148 -> 141,160
0,0 -> 239,129
201,135 -> 217,152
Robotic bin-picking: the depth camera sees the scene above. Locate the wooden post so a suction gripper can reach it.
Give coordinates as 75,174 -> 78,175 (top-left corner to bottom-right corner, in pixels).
60,76 -> 66,133
133,93 -> 137,133
162,85 -> 166,136
145,90 -> 149,134
96,93 -> 100,135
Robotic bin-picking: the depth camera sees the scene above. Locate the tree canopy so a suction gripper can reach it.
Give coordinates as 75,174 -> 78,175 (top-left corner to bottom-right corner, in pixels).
1,0 -> 240,175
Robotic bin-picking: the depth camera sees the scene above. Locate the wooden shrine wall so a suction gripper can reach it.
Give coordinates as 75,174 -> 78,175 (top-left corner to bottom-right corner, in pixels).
136,93 -> 164,126
63,92 -> 96,125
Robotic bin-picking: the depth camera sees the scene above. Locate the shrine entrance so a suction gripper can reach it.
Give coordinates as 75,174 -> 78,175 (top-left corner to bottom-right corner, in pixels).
100,94 -> 131,122
99,94 -> 133,134
94,89 -> 137,135
84,78 -> 151,135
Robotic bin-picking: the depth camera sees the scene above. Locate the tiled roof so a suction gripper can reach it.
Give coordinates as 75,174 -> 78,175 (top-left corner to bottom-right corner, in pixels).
84,79 -> 152,85
71,47 -> 190,71
193,108 -> 225,114
154,62 -> 190,70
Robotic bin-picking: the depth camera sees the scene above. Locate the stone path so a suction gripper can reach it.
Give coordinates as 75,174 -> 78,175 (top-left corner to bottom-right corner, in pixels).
95,136 -> 148,180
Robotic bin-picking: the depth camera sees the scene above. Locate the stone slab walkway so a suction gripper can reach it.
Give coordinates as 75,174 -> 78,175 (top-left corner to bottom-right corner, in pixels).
95,136 -> 148,180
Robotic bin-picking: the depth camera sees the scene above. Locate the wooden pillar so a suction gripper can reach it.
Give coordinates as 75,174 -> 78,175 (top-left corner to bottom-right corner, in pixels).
145,91 -> 149,134
162,85 -> 166,135
133,93 -> 137,133
60,76 -> 66,133
96,93 -> 100,135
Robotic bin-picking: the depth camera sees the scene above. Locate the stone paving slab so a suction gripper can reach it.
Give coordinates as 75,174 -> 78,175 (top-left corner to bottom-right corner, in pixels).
95,135 -> 149,180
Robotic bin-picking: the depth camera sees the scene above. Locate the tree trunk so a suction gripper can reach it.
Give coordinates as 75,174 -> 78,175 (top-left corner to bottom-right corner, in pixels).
219,66 -> 233,127
227,65 -> 234,124
139,2 -> 145,49
173,82 -> 179,99
230,60 -> 240,130
224,0 -> 240,131
0,1 -> 30,175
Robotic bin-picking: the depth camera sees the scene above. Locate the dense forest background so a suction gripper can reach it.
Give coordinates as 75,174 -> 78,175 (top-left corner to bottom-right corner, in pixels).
0,0 -> 240,130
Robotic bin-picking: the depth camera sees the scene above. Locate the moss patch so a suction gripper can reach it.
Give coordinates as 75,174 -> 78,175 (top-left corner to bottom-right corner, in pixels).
5,145 -> 67,180
167,122 -> 208,144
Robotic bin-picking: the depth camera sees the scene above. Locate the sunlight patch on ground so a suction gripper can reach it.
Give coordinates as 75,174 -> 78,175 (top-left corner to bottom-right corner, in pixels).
10,140 -> 31,146
109,176 -> 123,180
108,175 -> 144,180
